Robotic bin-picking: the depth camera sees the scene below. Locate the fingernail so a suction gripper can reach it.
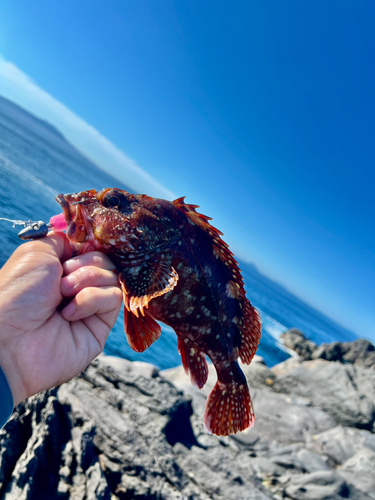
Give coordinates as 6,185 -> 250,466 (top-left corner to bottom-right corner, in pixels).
61,274 -> 77,291
63,301 -> 76,318
64,257 -> 82,274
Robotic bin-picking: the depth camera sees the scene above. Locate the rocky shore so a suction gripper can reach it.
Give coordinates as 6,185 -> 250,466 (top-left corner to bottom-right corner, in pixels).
1,331 -> 375,500
281,328 -> 375,369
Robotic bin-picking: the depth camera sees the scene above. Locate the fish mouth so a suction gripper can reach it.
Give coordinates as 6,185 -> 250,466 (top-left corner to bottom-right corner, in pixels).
55,194 -> 73,233
55,193 -> 88,242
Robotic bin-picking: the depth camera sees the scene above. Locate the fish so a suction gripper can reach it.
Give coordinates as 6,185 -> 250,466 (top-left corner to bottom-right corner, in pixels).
55,188 -> 262,435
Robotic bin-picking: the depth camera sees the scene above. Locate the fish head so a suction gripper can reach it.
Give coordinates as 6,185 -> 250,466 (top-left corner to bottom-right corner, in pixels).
55,188 -> 180,262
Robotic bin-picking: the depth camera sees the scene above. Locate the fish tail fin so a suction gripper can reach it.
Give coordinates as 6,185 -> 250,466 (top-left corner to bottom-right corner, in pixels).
203,363 -> 254,436
124,306 -> 161,353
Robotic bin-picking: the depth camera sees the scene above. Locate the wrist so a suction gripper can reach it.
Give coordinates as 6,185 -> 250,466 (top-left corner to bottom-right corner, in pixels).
0,365 -> 14,427
0,348 -> 26,407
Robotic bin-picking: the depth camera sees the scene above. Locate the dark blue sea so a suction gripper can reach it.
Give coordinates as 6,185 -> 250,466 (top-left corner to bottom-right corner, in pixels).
0,96 -> 357,369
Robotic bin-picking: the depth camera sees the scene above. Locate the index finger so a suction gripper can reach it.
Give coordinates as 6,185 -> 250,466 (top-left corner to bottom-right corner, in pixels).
15,232 -> 73,263
63,251 -> 117,274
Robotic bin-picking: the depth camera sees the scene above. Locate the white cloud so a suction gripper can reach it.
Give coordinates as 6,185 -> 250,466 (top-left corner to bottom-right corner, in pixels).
0,56 -> 175,199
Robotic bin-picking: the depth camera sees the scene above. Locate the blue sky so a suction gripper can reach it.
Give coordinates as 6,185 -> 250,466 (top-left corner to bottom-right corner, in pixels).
0,1 -> 374,339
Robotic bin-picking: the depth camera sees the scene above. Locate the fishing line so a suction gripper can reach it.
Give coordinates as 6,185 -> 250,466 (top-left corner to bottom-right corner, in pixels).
0,217 -> 50,239
0,217 -> 33,227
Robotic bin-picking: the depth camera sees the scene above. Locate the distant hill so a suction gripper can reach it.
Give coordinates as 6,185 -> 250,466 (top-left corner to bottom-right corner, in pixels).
0,95 -> 133,193
0,95 -> 78,154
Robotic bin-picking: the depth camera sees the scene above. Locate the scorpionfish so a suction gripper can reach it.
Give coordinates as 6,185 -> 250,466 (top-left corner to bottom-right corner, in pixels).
56,188 -> 262,436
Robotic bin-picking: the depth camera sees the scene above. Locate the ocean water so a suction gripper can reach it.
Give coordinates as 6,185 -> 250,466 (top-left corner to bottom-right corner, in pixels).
0,97 -> 357,369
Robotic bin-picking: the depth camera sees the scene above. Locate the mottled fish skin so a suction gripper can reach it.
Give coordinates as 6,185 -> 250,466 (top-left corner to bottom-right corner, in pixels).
56,188 -> 262,436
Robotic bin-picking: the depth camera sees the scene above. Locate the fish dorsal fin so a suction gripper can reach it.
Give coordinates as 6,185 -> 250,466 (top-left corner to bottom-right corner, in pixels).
172,196 -> 237,264
173,196 -> 242,282
173,196 -> 220,232
119,261 -> 178,317
173,196 -> 262,365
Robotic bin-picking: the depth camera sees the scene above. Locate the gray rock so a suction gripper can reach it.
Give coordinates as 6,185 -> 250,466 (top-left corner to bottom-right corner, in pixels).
339,447 -> 375,473
280,328 -> 317,360
307,426 -> 375,465
284,470 -> 369,500
312,342 -> 347,362
280,328 -> 375,370
250,389 -> 335,445
338,471 -> 375,500
337,449 -> 375,499
161,362 -> 216,397
86,462 -> 111,500
163,352 -> 375,498
163,363 -> 335,447
3,349 -> 375,500
272,359 -> 375,429
311,342 -> 346,363
0,357 -> 272,500
175,445 -> 271,500
342,339 -> 375,369
241,356 -> 277,389
98,353 -> 160,378
250,456 -> 287,477
162,355 -> 275,394
0,392 -> 75,500
285,470 -> 346,499
313,339 -> 375,369
271,357 -> 303,376
293,448 -> 332,473
268,445 -> 331,474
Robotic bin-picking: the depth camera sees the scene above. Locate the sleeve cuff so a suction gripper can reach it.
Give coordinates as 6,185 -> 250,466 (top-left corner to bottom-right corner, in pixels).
0,366 -> 14,428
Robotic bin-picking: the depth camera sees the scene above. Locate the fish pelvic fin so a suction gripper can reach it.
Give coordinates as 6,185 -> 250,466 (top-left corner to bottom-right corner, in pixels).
177,338 -> 208,389
203,363 -> 254,436
124,305 -> 161,352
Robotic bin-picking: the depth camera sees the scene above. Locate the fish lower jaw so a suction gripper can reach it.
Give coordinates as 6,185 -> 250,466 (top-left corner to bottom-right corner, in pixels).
72,235 -> 108,255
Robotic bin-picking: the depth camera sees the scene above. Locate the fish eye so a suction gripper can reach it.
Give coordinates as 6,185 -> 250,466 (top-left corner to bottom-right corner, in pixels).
107,196 -> 121,208
101,189 -> 130,212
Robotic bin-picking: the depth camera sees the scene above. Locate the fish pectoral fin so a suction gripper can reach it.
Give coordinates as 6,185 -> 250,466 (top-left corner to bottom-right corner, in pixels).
124,305 -> 161,352
177,337 -> 208,389
119,261 -> 175,352
119,262 -> 178,316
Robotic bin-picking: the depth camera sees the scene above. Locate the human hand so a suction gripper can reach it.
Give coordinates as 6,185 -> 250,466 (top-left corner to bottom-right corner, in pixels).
0,233 -> 122,406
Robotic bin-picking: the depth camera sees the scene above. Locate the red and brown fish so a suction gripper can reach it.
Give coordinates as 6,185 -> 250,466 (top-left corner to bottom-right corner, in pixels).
54,188 -> 262,436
